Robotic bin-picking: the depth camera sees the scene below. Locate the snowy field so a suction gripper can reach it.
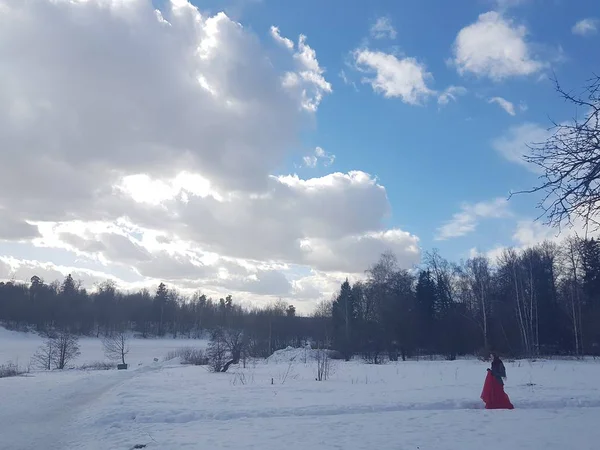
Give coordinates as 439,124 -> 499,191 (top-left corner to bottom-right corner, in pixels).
1,330 -> 600,450
0,326 -> 206,368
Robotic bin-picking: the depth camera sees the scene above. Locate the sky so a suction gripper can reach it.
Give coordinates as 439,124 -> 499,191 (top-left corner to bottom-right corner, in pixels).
0,0 -> 598,314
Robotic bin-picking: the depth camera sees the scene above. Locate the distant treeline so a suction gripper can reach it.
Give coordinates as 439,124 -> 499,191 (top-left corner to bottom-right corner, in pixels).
329,238 -> 600,360
2,237 -> 600,359
0,277 -> 326,357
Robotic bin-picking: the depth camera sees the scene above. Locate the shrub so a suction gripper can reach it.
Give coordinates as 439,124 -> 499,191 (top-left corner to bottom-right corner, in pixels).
207,328 -> 230,372
0,361 -> 27,378
78,361 -> 117,371
165,347 -> 208,365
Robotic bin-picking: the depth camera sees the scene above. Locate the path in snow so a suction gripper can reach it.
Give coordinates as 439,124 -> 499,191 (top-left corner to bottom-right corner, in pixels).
95,396 -> 600,426
0,363 -> 163,450
3,354 -> 600,450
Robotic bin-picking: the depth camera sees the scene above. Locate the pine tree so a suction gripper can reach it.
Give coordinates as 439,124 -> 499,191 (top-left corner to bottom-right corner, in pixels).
154,283 -> 168,336
332,279 -> 356,360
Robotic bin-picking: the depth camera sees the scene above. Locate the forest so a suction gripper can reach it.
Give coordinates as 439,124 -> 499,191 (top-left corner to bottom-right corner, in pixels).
1,236 -> 599,360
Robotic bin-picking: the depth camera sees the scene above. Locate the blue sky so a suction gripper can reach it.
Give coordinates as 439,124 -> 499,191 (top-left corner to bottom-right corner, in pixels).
203,0 -> 600,261
0,0 -> 598,312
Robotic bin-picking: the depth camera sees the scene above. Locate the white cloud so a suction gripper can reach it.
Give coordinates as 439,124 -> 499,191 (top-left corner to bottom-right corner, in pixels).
370,16 -> 397,40
474,215 -> 598,266
354,49 -> 435,105
512,219 -> 558,248
435,198 -> 511,240
218,269 -> 292,296
0,0 -> 419,312
438,85 -> 467,106
452,11 -> 545,81
0,255 -> 122,289
572,18 -> 599,36
270,25 -> 294,49
468,245 -> 509,265
488,96 -> 516,115
511,216 -> 600,253
302,147 -> 335,168
271,27 -> 333,112
492,123 -> 551,171
1,1 -> 309,195
299,229 -> 420,273
162,171 -> 419,270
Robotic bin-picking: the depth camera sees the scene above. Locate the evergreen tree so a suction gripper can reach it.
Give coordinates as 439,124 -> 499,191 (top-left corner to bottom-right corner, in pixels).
332,279 -> 356,360
154,283 -> 169,336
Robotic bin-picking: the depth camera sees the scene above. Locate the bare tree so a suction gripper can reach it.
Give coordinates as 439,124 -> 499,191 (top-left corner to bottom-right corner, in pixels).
424,249 -> 456,306
102,332 -> 130,365
31,337 -> 56,370
312,299 -> 333,318
315,348 -> 331,381
54,330 -> 81,369
515,74 -> 600,231
223,328 -> 247,365
462,256 -> 493,350
31,330 -> 80,370
500,248 -> 532,356
561,236 -> 585,355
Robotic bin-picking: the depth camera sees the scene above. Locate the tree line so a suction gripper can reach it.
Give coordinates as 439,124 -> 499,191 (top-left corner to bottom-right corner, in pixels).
0,275 -> 329,358
330,238 -> 600,361
2,237 -> 599,359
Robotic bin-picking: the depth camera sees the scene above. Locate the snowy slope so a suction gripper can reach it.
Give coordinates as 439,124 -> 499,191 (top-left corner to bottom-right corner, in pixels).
1,351 -> 599,450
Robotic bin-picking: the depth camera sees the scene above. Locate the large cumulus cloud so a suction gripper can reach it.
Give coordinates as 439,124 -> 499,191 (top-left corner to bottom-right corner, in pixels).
0,0 -> 420,312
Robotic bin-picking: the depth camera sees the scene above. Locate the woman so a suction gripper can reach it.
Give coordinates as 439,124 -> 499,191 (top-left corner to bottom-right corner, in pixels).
480,352 -> 514,409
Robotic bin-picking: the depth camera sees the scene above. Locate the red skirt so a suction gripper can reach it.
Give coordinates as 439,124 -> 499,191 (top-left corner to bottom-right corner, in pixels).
481,370 -> 514,409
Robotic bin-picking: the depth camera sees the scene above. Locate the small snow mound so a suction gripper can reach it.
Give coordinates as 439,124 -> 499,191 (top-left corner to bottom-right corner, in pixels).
266,346 -> 325,363
163,356 -> 183,366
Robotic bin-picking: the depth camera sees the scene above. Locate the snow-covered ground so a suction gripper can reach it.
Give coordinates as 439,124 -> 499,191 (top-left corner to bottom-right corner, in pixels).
1,330 -> 600,450
0,326 -> 206,368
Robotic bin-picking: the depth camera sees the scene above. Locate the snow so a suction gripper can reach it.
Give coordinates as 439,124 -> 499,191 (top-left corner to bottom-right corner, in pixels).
1,328 -> 600,449
266,344 -> 322,363
0,326 -> 207,368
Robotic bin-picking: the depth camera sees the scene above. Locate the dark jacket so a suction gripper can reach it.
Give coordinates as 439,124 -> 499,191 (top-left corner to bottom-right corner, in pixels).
490,358 -> 506,385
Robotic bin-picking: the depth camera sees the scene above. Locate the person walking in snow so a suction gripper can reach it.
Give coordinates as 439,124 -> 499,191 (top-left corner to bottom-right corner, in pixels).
480,352 -> 514,410
489,352 -> 507,385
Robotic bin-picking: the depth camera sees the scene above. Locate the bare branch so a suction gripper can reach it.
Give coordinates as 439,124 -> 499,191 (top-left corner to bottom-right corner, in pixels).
514,74 -> 600,231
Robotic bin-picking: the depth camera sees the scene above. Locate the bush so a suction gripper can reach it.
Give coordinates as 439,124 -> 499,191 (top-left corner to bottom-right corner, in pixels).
207,329 -> 230,372
362,351 -> 385,365
78,361 -> 117,371
0,361 -> 27,378
165,347 -> 208,366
